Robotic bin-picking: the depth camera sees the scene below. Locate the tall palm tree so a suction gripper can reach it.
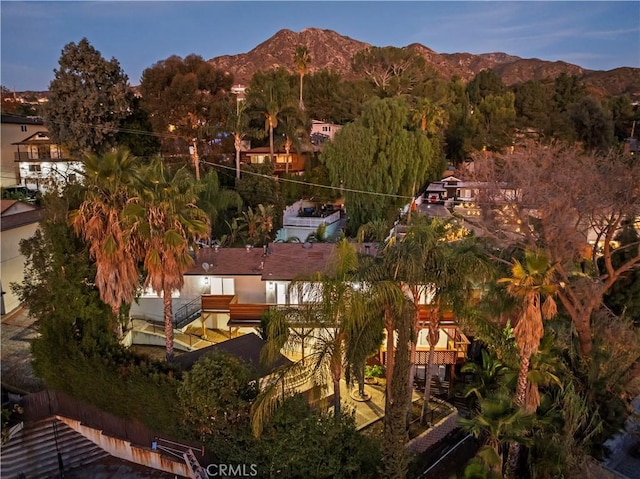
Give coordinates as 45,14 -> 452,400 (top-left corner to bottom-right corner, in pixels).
419,227 -> 489,425
70,148 -> 142,335
498,250 -> 557,477
125,159 -> 209,360
293,45 -> 311,111
224,96 -> 259,180
246,70 -> 297,164
197,169 -> 242,240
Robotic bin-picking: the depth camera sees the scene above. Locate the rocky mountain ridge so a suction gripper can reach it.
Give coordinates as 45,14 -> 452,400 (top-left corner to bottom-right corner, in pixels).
207,27 -> 640,97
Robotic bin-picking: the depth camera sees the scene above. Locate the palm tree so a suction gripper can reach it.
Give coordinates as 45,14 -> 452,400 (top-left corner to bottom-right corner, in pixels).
70,148 -> 142,335
197,169 -> 242,241
458,394 -> 533,477
293,45 -> 311,111
499,251 -> 557,412
411,97 -> 448,135
125,159 -> 209,360
419,226 -> 489,425
498,250 -> 557,476
246,70 -> 297,165
224,96 -> 259,180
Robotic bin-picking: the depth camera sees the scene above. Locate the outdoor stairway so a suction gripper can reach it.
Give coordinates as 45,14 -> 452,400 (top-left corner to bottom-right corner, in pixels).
0,417 -> 109,478
174,297 -> 202,330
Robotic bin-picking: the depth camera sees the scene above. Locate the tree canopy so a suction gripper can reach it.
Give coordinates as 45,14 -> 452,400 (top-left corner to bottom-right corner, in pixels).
45,38 -> 131,154
321,96 -> 444,232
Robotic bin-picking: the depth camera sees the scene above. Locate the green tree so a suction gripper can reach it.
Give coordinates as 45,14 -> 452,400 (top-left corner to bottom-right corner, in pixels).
115,96 -> 161,158
458,395 -> 532,477
70,149 -> 142,333
178,352 -> 258,456
45,38 -> 131,154
293,45 -> 311,111
125,160 -> 209,360
321,97 -> 444,232
197,169 -> 243,240
569,97 -> 614,151
235,162 -> 280,210
139,54 -> 232,168
467,69 -> 506,105
256,394 -> 381,478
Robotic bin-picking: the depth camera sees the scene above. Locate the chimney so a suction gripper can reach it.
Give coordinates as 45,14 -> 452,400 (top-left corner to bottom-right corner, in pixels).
245,244 -> 253,252
263,245 -> 267,257
213,244 -> 220,253
364,244 -> 371,255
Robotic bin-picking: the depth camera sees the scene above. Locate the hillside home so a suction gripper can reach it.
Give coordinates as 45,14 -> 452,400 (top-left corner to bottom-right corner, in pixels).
12,132 -> 79,192
241,146 -> 308,174
129,242 -> 470,378
0,200 -> 44,315
310,120 -> 342,142
1,115 -> 45,188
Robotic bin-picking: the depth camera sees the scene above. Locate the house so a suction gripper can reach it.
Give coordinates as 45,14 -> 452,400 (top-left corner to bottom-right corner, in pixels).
0,200 -> 44,315
1,115 -> 45,188
275,199 -> 344,243
129,242 -> 470,383
12,131 -> 79,192
241,146 -> 308,174
310,120 -> 342,142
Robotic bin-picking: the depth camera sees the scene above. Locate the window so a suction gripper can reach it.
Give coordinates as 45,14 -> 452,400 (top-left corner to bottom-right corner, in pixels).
210,277 -> 235,295
20,125 -> 27,132
28,164 -> 41,172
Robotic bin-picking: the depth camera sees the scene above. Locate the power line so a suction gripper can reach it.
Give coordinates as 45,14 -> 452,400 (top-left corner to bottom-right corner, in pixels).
200,159 -> 415,200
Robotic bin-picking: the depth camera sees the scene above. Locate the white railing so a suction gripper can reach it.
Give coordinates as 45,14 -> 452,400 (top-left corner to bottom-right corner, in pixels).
283,210 -> 341,228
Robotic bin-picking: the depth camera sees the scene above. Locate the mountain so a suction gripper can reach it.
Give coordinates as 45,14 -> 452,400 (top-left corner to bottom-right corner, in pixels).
207,28 -> 640,97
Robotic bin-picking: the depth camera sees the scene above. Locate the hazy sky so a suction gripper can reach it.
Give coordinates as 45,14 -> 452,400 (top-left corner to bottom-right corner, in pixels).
2,1 -> 639,91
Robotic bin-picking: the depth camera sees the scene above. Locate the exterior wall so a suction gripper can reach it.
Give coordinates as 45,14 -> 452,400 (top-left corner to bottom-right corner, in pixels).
235,276 -> 266,304
1,120 -> 43,187
0,202 -> 40,315
56,416 -> 189,477
18,160 -> 83,192
310,121 -> 342,141
1,224 -> 38,315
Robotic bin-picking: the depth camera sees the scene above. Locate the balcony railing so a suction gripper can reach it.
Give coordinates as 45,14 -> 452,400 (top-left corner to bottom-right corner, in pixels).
283,210 -> 341,228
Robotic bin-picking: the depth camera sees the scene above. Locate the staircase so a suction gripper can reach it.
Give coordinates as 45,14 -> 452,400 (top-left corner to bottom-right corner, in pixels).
174,297 -> 202,330
0,418 -> 109,478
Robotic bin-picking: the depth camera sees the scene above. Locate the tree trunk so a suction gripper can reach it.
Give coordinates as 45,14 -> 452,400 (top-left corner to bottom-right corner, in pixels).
420,343 -> 436,425
505,353 -> 530,477
385,312 -> 395,403
234,133 -> 242,180
299,73 -> 304,111
269,125 -> 275,164
382,310 -> 411,478
163,287 -> 174,361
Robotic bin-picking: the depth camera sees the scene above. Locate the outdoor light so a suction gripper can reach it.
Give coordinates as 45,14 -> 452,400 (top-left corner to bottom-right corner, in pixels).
204,276 -> 210,286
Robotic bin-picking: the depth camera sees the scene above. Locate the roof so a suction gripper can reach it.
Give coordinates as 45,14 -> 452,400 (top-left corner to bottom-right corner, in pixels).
185,246 -> 267,276
172,333 -> 292,375
0,202 -> 44,231
1,114 -> 44,125
187,242 -> 376,281
261,242 -> 335,281
12,131 -> 53,145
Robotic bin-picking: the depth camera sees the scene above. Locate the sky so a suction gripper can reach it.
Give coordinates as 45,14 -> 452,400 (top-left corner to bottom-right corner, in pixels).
1,1 -> 639,92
